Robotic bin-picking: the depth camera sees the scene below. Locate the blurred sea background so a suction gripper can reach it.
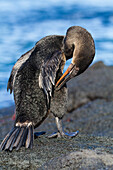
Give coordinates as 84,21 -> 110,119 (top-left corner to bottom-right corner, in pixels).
0,0 -> 113,109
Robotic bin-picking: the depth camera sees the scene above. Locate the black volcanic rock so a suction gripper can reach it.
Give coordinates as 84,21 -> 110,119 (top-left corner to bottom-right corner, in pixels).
0,61 -> 113,169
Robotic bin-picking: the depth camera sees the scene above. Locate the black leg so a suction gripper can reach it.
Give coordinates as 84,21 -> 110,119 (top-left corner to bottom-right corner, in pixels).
48,117 -> 79,138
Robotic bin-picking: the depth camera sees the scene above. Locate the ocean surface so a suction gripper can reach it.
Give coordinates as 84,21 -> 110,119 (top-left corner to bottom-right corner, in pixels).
0,0 -> 113,108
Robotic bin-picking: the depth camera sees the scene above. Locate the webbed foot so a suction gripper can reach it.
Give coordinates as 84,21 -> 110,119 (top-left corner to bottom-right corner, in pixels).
48,117 -> 79,138
48,130 -> 79,138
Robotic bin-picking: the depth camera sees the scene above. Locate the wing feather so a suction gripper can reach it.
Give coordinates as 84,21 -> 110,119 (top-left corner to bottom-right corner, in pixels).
7,48 -> 34,94
39,51 -> 62,108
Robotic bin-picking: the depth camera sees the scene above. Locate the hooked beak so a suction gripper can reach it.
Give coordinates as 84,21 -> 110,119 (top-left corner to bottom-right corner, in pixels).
55,63 -> 79,90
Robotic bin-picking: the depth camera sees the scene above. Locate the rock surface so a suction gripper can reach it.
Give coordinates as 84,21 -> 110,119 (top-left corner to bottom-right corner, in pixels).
0,61 -> 113,169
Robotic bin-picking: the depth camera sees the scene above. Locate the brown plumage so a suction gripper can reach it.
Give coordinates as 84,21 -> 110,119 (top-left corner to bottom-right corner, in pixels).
0,26 -> 95,151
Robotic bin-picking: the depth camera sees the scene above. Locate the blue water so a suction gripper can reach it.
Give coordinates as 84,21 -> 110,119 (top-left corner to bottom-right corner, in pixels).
0,0 -> 113,108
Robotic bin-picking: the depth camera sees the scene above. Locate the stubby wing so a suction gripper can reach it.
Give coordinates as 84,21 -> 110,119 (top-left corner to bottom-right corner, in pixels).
7,48 -> 34,94
39,51 -> 62,108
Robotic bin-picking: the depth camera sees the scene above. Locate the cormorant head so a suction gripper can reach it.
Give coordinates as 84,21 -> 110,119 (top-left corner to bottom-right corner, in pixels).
56,26 -> 95,89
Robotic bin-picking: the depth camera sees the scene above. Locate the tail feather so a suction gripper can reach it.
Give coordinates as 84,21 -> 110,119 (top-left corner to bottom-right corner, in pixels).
13,127 -> 24,148
9,127 -> 21,151
0,133 -> 10,150
0,127 -> 15,150
30,125 -> 33,149
0,123 -> 34,151
16,128 -> 26,150
25,126 -> 34,149
22,128 -> 28,147
5,128 -> 19,150
26,127 -> 31,148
